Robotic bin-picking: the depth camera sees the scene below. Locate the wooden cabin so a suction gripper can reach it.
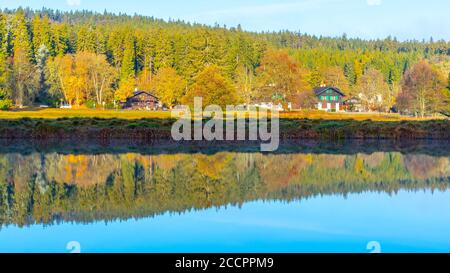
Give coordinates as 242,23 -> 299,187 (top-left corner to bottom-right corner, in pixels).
314,86 -> 346,112
122,91 -> 160,110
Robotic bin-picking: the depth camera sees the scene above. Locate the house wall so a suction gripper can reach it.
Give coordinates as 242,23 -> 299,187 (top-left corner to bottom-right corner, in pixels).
124,94 -> 159,110
317,89 -> 344,111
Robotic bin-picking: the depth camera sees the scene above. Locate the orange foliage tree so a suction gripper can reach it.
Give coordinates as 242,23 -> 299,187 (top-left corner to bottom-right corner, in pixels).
256,49 -> 312,108
398,60 -> 448,117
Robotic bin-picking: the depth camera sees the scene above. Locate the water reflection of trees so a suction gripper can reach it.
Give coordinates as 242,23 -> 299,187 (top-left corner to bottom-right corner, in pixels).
0,152 -> 448,227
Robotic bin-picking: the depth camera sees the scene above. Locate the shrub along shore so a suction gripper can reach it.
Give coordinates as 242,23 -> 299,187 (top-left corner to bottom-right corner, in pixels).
0,117 -> 448,141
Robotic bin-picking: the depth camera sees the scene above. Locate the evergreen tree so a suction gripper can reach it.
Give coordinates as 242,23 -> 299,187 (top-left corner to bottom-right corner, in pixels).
76,25 -> 97,53
120,35 -> 136,79
32,14 -> 54,56
11,9 -> 34,62
35,44 -> 49,104
52,23 -> 69,56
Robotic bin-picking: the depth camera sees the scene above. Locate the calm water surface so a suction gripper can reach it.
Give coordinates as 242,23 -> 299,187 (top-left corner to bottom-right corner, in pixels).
0,143 -> 448,253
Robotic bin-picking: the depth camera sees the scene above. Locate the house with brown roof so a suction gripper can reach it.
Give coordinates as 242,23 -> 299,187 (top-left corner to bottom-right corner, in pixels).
122,90 -> 160,110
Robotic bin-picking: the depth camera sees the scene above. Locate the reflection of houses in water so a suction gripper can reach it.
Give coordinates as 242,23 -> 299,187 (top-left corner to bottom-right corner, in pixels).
34,171 -> 49,193
0,151 -> 448,226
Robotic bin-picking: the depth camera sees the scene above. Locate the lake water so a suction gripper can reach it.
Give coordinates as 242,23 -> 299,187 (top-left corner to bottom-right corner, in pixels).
0,141 -> 448,253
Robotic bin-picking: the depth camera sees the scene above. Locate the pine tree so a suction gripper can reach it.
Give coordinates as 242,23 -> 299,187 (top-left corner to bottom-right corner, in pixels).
120,35 -> 136,79
52,23 -> 69,56
0,14 -> 9,92
154,29 -> 173,71
344,63 -> 356,85
35,44 -> 49,103
0,14 -> 7,56
107,28 -> 125,69
76,25 -> 96,53
32,14 -> 54,57
11,9 -> 34,62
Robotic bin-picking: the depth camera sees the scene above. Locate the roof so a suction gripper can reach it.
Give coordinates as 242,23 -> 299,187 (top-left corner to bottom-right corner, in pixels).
313,86 -> 346,97
128,90 -> 159,100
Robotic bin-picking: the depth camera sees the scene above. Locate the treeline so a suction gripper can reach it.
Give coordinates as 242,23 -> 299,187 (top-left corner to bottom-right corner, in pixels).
0,8 -> 449,115
0,151 -> 448,226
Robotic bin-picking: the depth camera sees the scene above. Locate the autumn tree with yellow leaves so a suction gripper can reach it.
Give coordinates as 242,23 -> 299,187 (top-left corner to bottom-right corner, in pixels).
152,67 -> 186,108
183,65 -> 240,108
47,52 -> 117,107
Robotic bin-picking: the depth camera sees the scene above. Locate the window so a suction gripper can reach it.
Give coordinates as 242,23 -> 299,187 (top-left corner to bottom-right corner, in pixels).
335,96 -> 339,101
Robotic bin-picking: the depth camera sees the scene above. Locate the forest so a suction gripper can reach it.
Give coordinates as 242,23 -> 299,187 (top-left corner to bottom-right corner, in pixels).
0,151 -> 448,227
0,7 -> 449,116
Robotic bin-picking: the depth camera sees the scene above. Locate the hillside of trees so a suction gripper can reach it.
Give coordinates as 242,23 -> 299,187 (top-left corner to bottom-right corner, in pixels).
0,151 -> 448,227
0,8 -> 449,116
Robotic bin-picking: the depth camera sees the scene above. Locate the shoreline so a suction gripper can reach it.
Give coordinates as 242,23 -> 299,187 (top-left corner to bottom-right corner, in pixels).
0,138 -> 448,156
0,118 -> 448,141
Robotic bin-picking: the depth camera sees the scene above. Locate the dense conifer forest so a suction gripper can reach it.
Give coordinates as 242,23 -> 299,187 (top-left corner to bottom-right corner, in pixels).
0,7 -> 448,115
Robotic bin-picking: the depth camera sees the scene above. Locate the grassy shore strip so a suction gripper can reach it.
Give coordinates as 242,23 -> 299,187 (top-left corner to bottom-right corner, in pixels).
0,116 -> 448,140
280,118 -> 449,139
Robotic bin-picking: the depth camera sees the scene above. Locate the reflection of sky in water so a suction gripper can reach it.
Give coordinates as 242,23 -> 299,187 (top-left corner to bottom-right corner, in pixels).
1,189 -> 450,253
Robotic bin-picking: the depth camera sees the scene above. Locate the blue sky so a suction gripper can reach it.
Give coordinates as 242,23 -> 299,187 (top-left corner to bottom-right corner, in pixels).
0,0 -> 449,41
